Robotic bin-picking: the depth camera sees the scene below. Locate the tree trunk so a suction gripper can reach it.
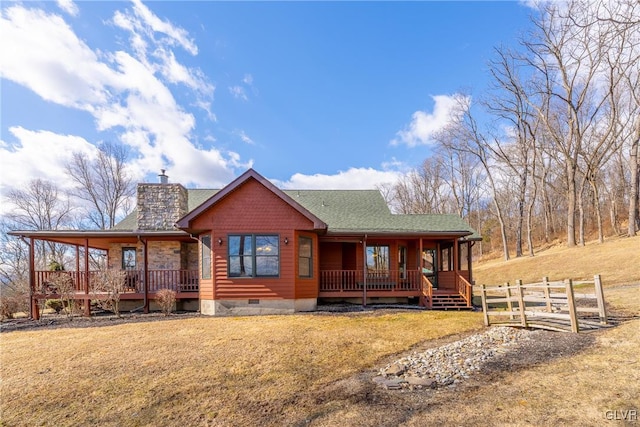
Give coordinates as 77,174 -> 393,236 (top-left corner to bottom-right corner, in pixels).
589,178 -> 604,243
629,125 -> 639,237
566,159 -> 577,247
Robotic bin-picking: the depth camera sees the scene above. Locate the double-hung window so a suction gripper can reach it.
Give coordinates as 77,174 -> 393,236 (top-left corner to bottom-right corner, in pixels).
298,236 -> 313,278
228,234 -> 279,277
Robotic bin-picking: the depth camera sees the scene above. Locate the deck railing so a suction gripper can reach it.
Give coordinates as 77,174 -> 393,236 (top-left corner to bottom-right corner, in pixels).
34,269 -> 199,295
319,269 -> 422,293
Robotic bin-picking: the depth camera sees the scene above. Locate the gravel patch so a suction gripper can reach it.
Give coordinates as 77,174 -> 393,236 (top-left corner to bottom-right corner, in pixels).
375,326 -> 534,390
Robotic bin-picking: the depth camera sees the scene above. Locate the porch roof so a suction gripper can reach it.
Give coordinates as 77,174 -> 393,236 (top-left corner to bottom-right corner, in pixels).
6,229 -> 194,250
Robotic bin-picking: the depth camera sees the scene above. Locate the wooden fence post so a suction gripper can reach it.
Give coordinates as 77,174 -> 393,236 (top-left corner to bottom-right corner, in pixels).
594,274 -> 608,325
516,279 -> 527,328
542,276 -> 552,313
505,282 -> 514,320
565,279 -> 579,333
481,284 -> 489,326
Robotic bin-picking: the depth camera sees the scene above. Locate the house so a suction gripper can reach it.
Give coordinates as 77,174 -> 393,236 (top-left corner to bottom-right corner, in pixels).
10,169 -> 481,318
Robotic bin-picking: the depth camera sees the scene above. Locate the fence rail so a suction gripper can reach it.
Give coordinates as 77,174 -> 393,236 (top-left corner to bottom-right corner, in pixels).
479,275 -> 608,333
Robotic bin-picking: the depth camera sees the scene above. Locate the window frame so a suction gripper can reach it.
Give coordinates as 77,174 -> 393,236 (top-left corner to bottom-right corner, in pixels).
201,235 -> 212,279
298,236 -> 313,278
228,234 -> 280,278
122,247 -> 137,270
366,244 -> 390,278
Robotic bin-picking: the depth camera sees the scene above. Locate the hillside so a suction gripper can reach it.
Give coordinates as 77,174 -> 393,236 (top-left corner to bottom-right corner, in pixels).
473,235 -> 640,287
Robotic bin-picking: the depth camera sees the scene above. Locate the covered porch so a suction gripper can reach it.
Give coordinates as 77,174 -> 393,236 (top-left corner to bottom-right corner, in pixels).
8,230 -> 200,319
317,234 -> 475,309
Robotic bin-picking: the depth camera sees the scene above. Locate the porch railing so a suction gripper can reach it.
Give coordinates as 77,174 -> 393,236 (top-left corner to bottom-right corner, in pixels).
34,269 -> 199,295
455,273 -> 473,307
422,275 -> 434,308
319,269 -> 422,292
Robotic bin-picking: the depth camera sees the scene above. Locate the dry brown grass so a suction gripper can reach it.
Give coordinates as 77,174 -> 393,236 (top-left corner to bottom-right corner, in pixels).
0,311 -> 482,426
473,235 -> 640,287
2,236 -> 638,426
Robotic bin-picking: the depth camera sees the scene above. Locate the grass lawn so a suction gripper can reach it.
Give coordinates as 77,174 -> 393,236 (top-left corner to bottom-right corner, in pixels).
2,235 -> 638,426
1,311 -> 482,426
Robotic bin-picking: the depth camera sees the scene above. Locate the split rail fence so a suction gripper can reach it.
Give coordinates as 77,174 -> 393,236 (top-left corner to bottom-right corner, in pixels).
479,275 -> 608,333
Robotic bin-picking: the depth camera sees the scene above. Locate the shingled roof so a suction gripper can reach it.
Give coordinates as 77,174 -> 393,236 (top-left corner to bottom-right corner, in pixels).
114,172 -> 479,239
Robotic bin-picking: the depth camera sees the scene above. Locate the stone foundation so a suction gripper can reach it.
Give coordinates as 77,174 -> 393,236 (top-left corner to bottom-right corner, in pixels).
200,298 -> 317,316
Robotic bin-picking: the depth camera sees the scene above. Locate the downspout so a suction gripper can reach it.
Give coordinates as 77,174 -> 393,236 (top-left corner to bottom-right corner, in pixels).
362,234 -> 367,307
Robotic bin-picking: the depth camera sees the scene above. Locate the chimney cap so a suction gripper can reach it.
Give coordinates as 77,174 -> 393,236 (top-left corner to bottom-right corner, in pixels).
158,169 -> 168,184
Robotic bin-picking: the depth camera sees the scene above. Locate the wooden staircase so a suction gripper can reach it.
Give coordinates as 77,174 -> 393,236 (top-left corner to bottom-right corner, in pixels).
428,291 -> 472,310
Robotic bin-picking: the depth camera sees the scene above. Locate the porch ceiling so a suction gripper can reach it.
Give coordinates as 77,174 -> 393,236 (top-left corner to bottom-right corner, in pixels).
7,230 -> 194,250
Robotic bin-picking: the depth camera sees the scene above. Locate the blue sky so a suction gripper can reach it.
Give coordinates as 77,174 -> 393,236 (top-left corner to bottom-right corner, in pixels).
0,0 -> 534,201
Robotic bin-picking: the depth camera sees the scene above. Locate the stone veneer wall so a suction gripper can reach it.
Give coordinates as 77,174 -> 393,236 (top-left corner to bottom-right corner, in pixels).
137,183 -> 188,230
108,242 -> 198,271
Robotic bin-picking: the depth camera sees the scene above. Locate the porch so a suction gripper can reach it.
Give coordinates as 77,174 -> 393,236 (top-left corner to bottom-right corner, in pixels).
34,269 -> 199,300
318,269 -> 473,309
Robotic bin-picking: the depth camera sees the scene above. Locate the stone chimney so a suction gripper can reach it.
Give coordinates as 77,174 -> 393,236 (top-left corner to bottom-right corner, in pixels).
136,171 -> 188,230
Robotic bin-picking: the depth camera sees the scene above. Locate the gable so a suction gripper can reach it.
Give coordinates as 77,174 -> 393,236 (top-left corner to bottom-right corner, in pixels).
190,178 -> 318,232
176,169 -> 327,234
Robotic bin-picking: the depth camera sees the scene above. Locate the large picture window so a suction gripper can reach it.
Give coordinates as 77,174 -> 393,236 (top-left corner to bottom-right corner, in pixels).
201,235 -> 212,279
298,236 -> 313,278
228,234 -> 279,277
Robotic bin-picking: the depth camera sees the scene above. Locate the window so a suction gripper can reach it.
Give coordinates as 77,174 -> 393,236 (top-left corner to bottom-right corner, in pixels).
398,246 -> 407,279
228,234 -> 279,277
459,242 -> 469,271
366,245 -> 390,278
122,247 -> 137,270
440,243 -> 452,271
298,236 -> 313,278
201,235 -> 212,279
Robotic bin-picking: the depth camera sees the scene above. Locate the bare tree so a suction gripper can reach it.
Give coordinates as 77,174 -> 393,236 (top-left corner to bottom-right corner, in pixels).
66,141 -> 135,230
5,179 -> 74,269
439,97 -> 512,261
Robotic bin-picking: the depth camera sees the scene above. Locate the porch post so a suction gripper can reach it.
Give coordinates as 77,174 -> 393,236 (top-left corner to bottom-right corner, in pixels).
29,237 -> 39,320
143,238 -> 149,313
362,235 -> 367,307
83,239 -> 90,317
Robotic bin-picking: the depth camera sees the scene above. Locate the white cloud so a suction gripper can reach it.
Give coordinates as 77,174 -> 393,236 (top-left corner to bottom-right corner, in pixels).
275,167 -> 403,190
0,7 -> 113,109
57,0 -> 79,17
235,130 -> 254,145
392,94 -> 469,147
243,73 -> 253,85
0,128 -> 96,195
128,0 -> 197,55
0,3 -> 239,201
229,85 -> 248,101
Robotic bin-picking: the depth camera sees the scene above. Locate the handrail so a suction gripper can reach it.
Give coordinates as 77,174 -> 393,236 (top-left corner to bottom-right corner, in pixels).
422,275 -> 434,308
455,273 -> 473,307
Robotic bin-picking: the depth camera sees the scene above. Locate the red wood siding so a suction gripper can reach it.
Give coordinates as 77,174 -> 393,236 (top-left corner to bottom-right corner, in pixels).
193,178 -> 318,300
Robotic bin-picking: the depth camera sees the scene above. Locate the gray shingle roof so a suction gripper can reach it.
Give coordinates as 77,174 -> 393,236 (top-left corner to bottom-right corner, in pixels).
113,186 -> 478,238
